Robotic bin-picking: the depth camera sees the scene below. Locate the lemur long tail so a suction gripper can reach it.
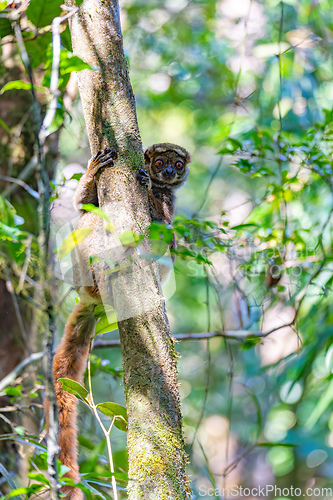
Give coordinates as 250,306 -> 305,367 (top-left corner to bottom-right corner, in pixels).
52,301 -> 96,499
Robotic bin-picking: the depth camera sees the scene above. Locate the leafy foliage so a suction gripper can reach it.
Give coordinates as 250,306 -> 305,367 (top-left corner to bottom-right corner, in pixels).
26,0 -> 62,28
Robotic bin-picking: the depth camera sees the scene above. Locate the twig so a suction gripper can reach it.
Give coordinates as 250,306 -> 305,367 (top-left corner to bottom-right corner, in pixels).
17,235 -> 33,293
0,352 -> 44,393
0,404 -> 43,412
57,286 -> 75,307
3,156 -> 38,197
0,463 -> 21,500
93,330 -> 264,349
1,26 -> 52,45
223,341 -> 237,489
222,443 -> 256,478
0,174 -> 39,199
193,156 -> 224,216
276,1 -> 288,239
39,7 -> 78,146
0,413 -> 17,432
4,267 -> 32,357
87,339 -> 118,500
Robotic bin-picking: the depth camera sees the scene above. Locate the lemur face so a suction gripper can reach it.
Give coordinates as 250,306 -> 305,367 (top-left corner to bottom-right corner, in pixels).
144,143 -> 191,188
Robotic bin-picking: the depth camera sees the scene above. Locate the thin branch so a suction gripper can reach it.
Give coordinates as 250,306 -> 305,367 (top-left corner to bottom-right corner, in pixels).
193,156 -> 224,216
276,1 -> 288,239
4,267 -> 32,357
3,156 -> 38,197
0,352 -> 44,393
0,174 -> 39,199
57,286 -> 75,307
222,443 -> 256,478
0,463 -> 21,500
0,404 -> 44,412
39,7 -> 78,146
17,235 -> 33,293
87,339 -> 118,500
0,413 -> 16,433
223,341 -> 237,488
1,26 -> 52,45
13,22 -> 43,163
93,330 -> 264,349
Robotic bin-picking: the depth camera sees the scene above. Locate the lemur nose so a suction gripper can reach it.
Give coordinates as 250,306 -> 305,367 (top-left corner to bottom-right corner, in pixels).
165,166 -> 176,177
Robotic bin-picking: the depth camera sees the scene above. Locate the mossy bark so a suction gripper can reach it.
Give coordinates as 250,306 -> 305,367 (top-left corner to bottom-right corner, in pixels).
65,0 -> 191,498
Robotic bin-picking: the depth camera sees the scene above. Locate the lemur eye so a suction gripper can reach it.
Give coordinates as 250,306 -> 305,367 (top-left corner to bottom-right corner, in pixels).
175,161 -> 184,170
155,159 -> 164,168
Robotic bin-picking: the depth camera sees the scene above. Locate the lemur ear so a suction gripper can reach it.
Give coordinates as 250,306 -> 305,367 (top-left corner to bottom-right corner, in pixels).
144,146 -> 154,163
184,151 -> 191,164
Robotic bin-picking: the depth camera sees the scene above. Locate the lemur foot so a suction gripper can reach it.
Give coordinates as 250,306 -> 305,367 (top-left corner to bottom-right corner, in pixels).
137,168 -> 151,189
88,148 -> 118,176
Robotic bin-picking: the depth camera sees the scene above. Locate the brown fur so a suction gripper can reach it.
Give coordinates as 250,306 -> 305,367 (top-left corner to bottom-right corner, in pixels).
47,145 -> 190,494
73,148 -> 117,212
47,301 -> 96,499
143,143 -> 191,223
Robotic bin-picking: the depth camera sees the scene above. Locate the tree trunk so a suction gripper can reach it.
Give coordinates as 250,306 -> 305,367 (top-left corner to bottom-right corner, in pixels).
65,0 -> 191,498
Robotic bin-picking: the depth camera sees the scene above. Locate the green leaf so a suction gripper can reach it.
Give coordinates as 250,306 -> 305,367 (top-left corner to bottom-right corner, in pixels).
5,386 -> 23,397
95,306 -> 118,335
43,49 -> 93,90
14,426 -> 25,436
0,463 -> 21,500
240,384 -> 262,441
44,103 -> 66,136
27,473 -> 50,486
0,0 -> 9,11
61,26 -> 73,51
70,173 -> 83,181
217,137 -> 242,154
25,32 -> 52,68
57,227 -> 93,260
97,402 -> 128,431
119,230 -> 144,247
0,196 -> 16,226
26,0 -> 62,28
0,118 -> 10,134
82,204 -> 112,224
6,488 -> 33,498
257,442 -> 295,447
304,379 -> 333,430
242,337 -> 261,350
4,485 -> 44,499
80,478 -> 106,499
58,378 -> 89,401
149,221 -> 174,244
230,223 -> 259,230
59,477 -> 92,497
0,80 -> 47,95
81,470 -> 128,482
59,465 -> 71,477
60,54 -> 93,74
78,435 -> 95,451
0,18 -> 13,38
